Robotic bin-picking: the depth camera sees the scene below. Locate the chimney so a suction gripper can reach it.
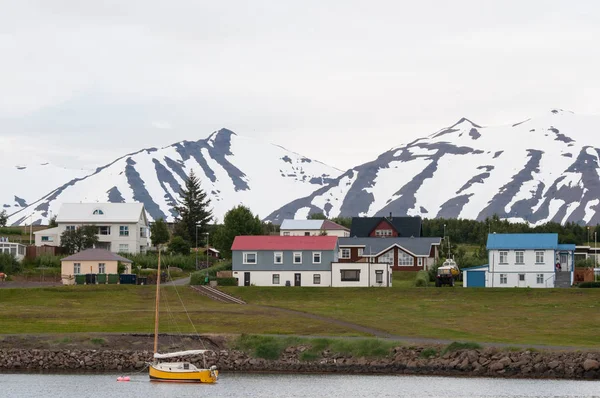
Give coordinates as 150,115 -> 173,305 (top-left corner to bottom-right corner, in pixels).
389,212 -> 393,220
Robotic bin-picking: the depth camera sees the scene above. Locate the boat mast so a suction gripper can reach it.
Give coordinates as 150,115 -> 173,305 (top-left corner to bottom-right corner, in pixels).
153,245 -> 162,355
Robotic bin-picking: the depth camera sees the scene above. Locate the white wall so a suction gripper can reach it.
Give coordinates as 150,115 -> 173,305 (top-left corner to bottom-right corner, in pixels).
488,272 -> 553,288
488,249 -> 555,273
232,270 -> 332,287
280,229 -> 349,237
331,262 -> 392,287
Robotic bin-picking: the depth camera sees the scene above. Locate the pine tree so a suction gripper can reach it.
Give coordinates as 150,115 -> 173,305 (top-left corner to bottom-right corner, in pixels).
172,170 -> 212,247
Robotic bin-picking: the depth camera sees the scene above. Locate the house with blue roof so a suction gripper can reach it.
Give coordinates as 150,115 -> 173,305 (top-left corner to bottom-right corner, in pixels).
463,233 -> 575,288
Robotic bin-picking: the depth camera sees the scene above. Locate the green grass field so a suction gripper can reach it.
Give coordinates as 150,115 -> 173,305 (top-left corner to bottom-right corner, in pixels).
1,280 -> 599,348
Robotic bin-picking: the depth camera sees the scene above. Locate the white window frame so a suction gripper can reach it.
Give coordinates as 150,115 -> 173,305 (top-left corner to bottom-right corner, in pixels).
375,229 -> 393,237
515,251 -> 524,264
417,257 -> 423,267
398,250 -> 413,266
378,250 -> 394,265
74,263 -> 81,274
99,263 -> 106,274
500,274 -> 507,284
535,251 -> 544,264
536,274 -> 544,284
340,269 -> 360,282
119,226 -> 129,237
272,274 -> 280,284
293,252 -> 302,264
340,248 -> 350,259
375,270 -> 384,284
274,252 -> 283,264
357,248 -> 364,257
98,226 -> 111,236
499,251 -> 508,264
66,225 -> 76,232
283,231 -> 290,236
313,274 -> 321,284
518,273 -> 525,282
312,252 -> 321,264
119,244 -> 129,253
243,252 -> 257,264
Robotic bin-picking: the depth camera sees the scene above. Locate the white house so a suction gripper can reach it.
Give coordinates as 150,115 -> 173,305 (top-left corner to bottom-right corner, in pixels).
279,219 -> 350,237
34,203 -> 150,254
463,233 -> 575,288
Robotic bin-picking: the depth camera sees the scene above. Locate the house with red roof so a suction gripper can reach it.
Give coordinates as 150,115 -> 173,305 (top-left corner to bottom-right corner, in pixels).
231,235 -> 392,287
279,219 -> 350,237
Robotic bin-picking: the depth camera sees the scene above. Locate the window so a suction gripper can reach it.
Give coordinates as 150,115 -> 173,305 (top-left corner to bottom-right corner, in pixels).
312,252 -> 321,264
515,251 -> 524,264
119,226 -> 129,236
340,248 -> 350,259
398,250 -> 413,266
500,274 -> 507,284
499,251 -> 508,264
140,227 -> 147,238
274,252 -> 283,264
41,236 -> 51,242
341,269 -> 360,282
243,252 -> 257,264
375,270 -> 384,284
293,252 -> 302,264
304,232 -> 310,236
283,231 -> 290,236
119,244 -> 129,253
74,263 -> 81,274
93,209 -> 104,215
357,248 -> 364,257
66,225 -> 76,232
313,274 -> 321,284
535,251 -> 544,264
99,263 -> 106,274
378,250 -> 394,265
519,274 -> 525,282
272,274 -> 280,284
375,229 -> 393,237
417,258 -> 423,267
536,274 -> 544,284
97,226 -> 111,235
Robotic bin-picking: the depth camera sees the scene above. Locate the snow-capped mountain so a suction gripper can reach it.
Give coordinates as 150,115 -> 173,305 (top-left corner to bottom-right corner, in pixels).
6,129 -> 342,225
266,110 -> 600,226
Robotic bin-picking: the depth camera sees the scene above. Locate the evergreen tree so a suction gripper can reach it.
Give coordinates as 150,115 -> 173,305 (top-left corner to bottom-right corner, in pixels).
0,210 -> 7,227
172,170 -> 212,246
213,205 -> 263,259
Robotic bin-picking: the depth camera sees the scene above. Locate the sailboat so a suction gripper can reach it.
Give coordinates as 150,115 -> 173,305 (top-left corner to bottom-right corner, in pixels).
148,247 -> 219,383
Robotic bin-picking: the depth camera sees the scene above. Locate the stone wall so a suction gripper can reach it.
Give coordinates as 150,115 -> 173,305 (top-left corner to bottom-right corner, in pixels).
1,346 -> 599,379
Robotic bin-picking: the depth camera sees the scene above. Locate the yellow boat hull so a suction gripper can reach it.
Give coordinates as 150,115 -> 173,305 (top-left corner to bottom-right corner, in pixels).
149,364 -> 218,383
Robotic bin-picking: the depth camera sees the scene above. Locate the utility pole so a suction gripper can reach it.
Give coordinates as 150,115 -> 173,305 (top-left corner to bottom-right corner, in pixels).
205,232 -> 210,269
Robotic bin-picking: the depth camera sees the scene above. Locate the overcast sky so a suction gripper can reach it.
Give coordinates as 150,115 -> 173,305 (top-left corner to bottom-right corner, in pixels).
1,0 -> 599,170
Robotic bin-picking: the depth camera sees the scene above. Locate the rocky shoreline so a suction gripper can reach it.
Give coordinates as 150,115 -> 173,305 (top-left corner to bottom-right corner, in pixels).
1,345 -> 599,380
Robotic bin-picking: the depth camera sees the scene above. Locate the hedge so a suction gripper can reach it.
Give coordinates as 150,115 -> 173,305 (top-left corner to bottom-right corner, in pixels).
415,270 -> 429,287
578,281 -> 600,288
216,277 -> 238,286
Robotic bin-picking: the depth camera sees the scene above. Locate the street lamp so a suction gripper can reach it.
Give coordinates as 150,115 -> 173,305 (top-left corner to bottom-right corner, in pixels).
443,224 -> 447,259
195,223 -> 202,271
204,232 -> 210,269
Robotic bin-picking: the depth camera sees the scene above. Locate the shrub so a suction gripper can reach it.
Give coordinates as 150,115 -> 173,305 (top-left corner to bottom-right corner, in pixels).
420,347 -> 438,358
0,253 -> 22,274
575,258 -> 596,268
414,270 -> 429,287
168,236 -> 191,256
578,281 -> 600,288
22,254 -> 64,268
216,277 -> 238,286
441,341 -> 482,356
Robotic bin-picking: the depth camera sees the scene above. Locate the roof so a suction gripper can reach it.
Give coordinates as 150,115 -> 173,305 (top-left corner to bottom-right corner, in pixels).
349,216 -> 422,237
55,203 -> 146,224
61,248 -> 133,263
461,264 -> 489,271
558,244 -> 576,251
280,219 -> 324,230
231,236 -> 338,251
321,220 -> 350,231
338,237 -> 441,256
33,227 -> 60,235
486,233 -> 561,250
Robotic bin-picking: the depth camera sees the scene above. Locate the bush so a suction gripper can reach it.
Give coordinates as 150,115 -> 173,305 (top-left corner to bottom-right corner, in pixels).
216,277 -> 238,286
120,252 -> 218,271
168,236 -> 191,256
578,281 -> 600,288
420,347 -> 438,358
575,258 -> 596,268
441,342 -> 482,356
0,253 -> 21,274
22,254 -> 63,268
415,270 -> 429,287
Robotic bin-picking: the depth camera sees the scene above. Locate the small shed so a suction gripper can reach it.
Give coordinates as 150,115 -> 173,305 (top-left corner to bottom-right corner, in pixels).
462,264 -> 489,288
60,248 -> 132,285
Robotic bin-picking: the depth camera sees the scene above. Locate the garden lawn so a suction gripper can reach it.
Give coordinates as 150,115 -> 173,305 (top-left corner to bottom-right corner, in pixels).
222,285 -> 600,348
0,285 -> 354,336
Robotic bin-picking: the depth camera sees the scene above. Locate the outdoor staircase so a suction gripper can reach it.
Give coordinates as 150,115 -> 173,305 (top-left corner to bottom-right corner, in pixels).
554,272 -> 572,288
190,285 -> 246,304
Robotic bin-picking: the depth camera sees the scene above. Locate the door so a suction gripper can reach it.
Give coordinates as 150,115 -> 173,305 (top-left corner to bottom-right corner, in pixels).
467,271 -> 485,287
294,273 -> 301,287
244,272 -> 251,286
560,253 -> 568,271
518,273 -> 526,287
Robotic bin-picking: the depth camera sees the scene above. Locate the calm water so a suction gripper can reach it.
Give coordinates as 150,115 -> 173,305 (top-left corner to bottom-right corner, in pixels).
1,373 -> 599,397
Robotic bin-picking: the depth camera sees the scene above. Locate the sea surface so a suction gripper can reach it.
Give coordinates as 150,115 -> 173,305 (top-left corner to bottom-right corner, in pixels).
1,373 -> 599,397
